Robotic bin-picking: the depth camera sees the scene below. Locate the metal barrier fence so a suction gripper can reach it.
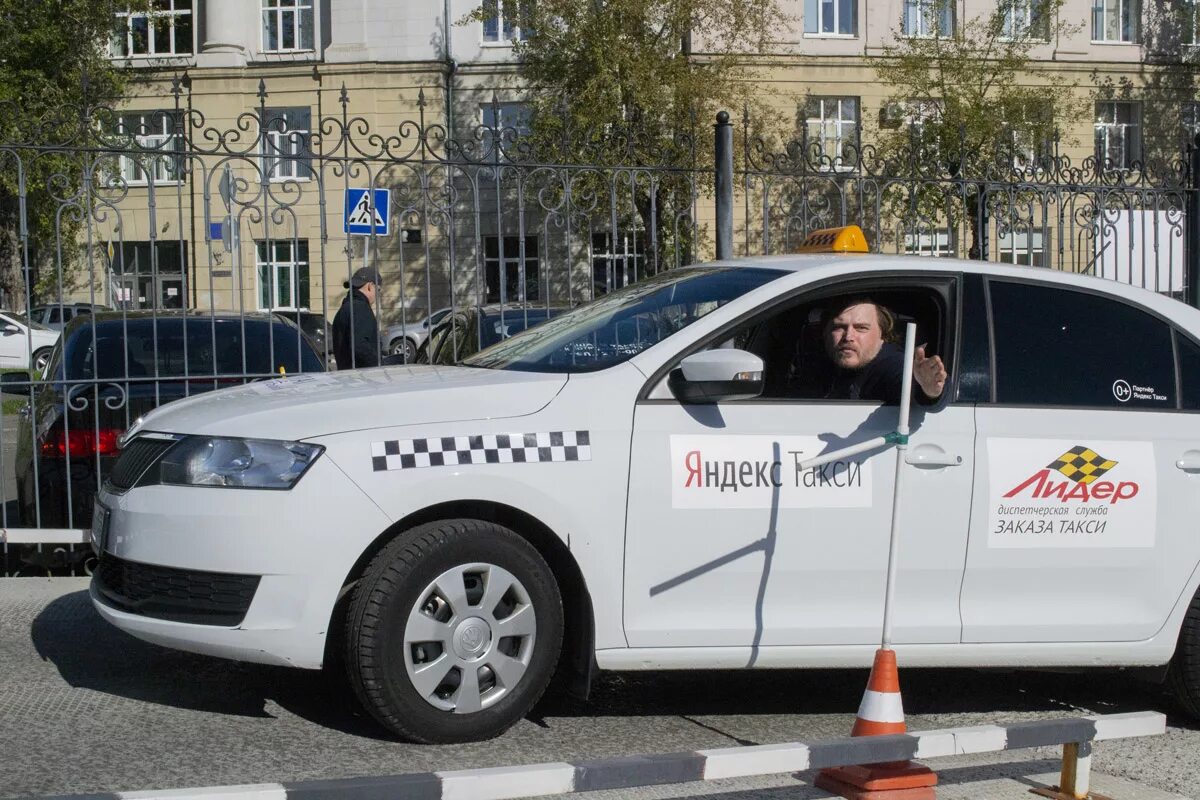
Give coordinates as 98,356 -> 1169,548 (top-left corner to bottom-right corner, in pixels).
0,79 -> 1195,573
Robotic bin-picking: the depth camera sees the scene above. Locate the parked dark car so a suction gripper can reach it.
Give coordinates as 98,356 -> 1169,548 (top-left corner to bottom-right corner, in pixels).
272,309 -> 334,367
5,311 -> 325,559
419,304 -> 569,365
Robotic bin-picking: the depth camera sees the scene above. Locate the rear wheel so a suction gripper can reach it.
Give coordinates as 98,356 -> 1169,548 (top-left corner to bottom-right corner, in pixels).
1169,586 -> 1200,719
344,519 -> 563,743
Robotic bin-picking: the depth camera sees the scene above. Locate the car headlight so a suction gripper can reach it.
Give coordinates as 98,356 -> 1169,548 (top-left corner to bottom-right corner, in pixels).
155,436 -> 323,489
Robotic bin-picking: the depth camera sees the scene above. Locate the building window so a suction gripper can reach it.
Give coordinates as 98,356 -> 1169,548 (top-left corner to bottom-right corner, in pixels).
482,0 -> 532,43
804,0 -> 857,35
1000,0 -> 1049,40
1008,103 -> 1051,167
481,102 -> 532,161
1091,0 -> 1138,43
998,230 -> 1046,266
902,0 -> 954,37
1185,102 -> 1200,147
261,108 -> 312,181
903,228 -> 953,257
109,240 -> 188,309
262,0 -> 314,52
1094,101 -> 1141,170
1186,0 -> 1200,45
257,240 -> 310,310
805,97 -> 859,170
110,1 -> 193,58
111,111 -> 185,186
592,231 -> 648,296
484,236 -> 539,302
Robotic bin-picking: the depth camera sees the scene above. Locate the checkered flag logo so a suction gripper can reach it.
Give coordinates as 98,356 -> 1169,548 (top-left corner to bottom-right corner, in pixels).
372,431 -> 591,472
1047,446 -> 1118,485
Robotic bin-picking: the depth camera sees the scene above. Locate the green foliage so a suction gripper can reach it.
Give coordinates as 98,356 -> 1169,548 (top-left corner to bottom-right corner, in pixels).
871,0 -> 1084,253
0,0 -> 146,308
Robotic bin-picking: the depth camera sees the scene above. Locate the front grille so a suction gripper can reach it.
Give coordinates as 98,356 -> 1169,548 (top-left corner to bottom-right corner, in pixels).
94,555 -> 260,626
108,437 -> 178,491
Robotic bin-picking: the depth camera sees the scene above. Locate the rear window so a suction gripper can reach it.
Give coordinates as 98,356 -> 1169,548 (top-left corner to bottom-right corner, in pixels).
64,318 -> 323,380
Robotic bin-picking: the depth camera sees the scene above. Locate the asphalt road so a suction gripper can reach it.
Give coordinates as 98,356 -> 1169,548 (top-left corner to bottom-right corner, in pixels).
0,578 -> 1197,800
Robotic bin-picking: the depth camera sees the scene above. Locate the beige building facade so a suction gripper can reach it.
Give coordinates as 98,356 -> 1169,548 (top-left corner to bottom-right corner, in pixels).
90,0 -> 1196,325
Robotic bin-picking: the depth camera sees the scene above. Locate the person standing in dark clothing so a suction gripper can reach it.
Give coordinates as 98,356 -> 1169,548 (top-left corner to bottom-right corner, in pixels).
820,298 -> 946,405
333,267 -> 382,369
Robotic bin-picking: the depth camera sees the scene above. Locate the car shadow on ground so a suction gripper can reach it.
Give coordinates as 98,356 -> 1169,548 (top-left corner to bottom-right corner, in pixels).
30,589 -> 393,740
32,589 -> 1195,744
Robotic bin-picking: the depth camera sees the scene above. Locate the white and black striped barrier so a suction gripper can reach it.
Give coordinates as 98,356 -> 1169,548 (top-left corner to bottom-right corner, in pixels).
39,711 -> 1165,800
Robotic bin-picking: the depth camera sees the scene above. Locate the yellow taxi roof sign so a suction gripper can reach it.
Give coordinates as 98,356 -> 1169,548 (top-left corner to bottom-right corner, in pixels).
795,224 -> 869,254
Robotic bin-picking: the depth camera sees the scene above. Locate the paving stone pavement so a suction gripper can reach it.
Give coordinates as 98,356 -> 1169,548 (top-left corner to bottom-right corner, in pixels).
0,578 -> 1196,800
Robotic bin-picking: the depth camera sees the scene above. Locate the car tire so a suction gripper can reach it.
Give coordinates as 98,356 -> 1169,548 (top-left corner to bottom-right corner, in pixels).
1169,586 -> 1200,719
389,337 -> 417,363
344,519 -> 563,743
32,347 -> 51,376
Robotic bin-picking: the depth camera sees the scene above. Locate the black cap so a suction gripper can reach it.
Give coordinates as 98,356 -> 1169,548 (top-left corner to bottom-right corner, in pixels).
344,267 -> 382,289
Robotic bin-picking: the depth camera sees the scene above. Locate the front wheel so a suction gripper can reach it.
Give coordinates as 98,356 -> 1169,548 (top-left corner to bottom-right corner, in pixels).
32,347 -> 51,376
389,337 -> 417,363
344,519 -> 563,743
1169,586 -> 1200,719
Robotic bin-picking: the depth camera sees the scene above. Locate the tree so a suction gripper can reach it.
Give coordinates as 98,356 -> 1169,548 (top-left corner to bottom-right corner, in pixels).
871,0 -> 1084,259
463,0 -> 791,272
0,0 -> 145,309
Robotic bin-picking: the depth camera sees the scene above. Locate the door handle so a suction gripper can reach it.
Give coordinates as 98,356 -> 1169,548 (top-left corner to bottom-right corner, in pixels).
1176,450 -> 1200,473
904,444 -> 963,468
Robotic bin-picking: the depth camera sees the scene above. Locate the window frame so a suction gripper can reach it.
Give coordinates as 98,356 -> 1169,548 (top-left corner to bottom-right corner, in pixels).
1091,0 -> 1139,43
591,230 -> 649,296
111,110 -> 186,187
997,229 -> 1047,266
480,101 -> 532,162
984,275 -> 1182,411
260,107 -> 313,182
901,0 -> 955,38
481,0 -> 532,45
110,1 -> 194,59
256,239 -> 310,311
804,0 -> 858,36
805,96 -> 860,171
261,0 -> 315,53
999,0 -> 1050,41
1094,100 -> 1142,172
483,235 -> 541,303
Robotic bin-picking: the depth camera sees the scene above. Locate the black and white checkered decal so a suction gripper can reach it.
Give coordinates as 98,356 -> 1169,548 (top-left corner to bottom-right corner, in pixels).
372,431 -> 591,472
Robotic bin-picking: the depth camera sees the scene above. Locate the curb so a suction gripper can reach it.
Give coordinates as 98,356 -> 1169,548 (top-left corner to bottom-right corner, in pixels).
39,711 -> 1165,800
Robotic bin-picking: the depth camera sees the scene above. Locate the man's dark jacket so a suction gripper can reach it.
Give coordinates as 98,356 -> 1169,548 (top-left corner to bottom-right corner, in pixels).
823,343 -> 937,405
332,288 -> 379,369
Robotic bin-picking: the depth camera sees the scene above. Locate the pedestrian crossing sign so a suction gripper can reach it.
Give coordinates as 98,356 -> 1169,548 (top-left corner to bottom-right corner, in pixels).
344,188 -> 391,236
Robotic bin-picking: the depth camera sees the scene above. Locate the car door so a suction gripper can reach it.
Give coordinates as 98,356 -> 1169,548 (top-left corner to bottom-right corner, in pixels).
623,276 -> 976,650
0,313 -> 25,367
961,278 -> 1200,643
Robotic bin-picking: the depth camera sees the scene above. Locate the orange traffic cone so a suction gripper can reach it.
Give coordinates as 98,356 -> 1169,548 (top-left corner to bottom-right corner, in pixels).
815,648 -> 937,800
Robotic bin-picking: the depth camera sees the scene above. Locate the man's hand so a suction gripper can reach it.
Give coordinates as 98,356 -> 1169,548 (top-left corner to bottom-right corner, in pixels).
913,345 -> 947,399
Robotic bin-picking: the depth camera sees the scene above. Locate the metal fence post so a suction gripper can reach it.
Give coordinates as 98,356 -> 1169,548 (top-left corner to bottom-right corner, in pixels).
1189,134 -> 1200,309
715,111 -> 733,260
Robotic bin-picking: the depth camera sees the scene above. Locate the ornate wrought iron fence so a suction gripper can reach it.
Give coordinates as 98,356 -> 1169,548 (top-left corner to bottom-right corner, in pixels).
0,79 -> 1196,575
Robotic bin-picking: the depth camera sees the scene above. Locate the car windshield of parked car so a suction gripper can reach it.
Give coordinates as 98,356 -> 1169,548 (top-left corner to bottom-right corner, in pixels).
0,311 -> 47,331
462,267 -> 784,373
62,318 -> 323,380
480,309 -> 559,349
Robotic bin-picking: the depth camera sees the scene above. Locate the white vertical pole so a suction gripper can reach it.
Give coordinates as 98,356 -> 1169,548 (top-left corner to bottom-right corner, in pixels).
881,322 -> 917,650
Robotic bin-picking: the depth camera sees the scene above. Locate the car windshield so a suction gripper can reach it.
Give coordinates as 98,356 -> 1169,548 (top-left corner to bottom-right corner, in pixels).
63,317 -> 324,380
1,312 -> 46,331
462,266 -> 784,373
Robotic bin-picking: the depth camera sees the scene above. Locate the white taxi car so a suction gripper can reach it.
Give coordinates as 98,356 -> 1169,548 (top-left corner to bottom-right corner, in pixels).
91,232 -> 1200,743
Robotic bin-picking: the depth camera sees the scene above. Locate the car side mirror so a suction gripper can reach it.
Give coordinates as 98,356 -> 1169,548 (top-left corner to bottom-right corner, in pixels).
1,324 -> 18,336
0,371 -> 31,394
668,349 -> 764,404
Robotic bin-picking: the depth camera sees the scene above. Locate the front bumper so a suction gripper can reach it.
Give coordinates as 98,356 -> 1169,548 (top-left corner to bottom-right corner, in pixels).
89,455 -> 392,669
